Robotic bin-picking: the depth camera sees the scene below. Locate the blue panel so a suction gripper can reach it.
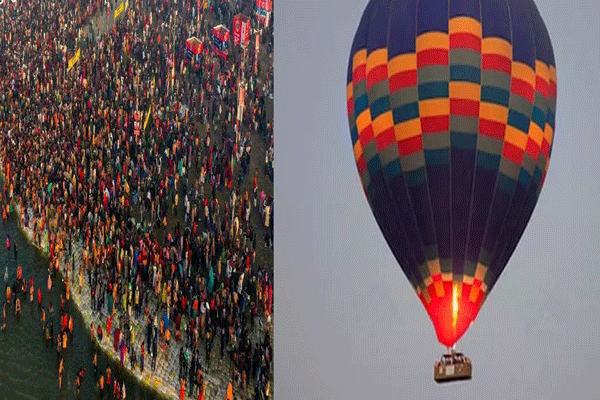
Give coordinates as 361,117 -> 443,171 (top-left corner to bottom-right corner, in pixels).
406,166 -> 427,187
408,183 -> 437,247
481,187 -> 510,255
518,168 -> 531,185
366,169 -> 424,289
531,106 -> 545,129
417,0 -> 449,35
481,86 -> 510,106
427,164 -> 451,258
418,82 -> 449,100
481,0 -> 511,41
393,102 -> 420,123
508,0 -> 535,67
350,0 -> 376,56
450,65 -> 481,83
465,167 -> 497,262
508,110 -> 530,133
367,154 -> 382,176
370,96 -> 390,120
350,125 -> 359,144
451,131 -> 477,149
487,180 -> 530,287
477,151 -> 500,170
530,1 -> 555,66
451,146 -> 477,276
354,94 -> 369,116
425,149 -> 449,165
366,0 -> 392,53
449,0 -> 480,19
387,0 -> 418,56
385,158 -> 402,178
547,110 -> 555,128
497,173 -> 515,193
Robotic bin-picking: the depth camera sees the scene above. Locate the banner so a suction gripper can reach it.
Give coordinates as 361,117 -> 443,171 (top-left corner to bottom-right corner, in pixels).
114,1 -> 124,18
67,49 -> 81,71
143,104 -> 152,130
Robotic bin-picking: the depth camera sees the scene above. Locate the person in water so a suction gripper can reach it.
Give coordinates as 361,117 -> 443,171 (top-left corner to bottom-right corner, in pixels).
29,277 -> 33,302
6,233 -> 9,250
75,374 -> 81,398
58,355 -> 64,389
14,298 -> 20,315
93,350 -> 98,375
75,367 -> 84,398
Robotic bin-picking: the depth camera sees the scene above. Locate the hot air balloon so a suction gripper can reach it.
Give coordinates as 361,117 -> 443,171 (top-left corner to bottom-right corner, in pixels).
346,0 -> 556,382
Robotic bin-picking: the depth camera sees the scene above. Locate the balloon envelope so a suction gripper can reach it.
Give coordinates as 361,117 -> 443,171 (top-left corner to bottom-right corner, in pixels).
346,0 -> 556,347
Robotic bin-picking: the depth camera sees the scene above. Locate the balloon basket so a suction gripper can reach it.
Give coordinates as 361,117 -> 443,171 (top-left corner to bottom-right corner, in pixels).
434,350 -> 472,383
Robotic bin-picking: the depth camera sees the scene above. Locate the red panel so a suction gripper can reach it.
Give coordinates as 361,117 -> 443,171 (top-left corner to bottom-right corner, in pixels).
389,70 -> 417,93
398,135 -> 423,156
502,141 -> 524,165
419,281 -> 482,347
353,64 -> 366,84
479,119 -> 506,140
357,154 -> 366,175
511,78 -> 534,103
359,125 -> 374,148
549,80 -> 557,98
367,64 -> 388,90
449,33 -> 481,52
347,98 -> 354,116
417,49 -> 449,68
376,127 -> 396,151
525,137 -> 540,160
482,54 -> 511,75
541,138 -> 550,158
535,76 -> 549,99
450,99 -> 479,117
421,115 -> 449,133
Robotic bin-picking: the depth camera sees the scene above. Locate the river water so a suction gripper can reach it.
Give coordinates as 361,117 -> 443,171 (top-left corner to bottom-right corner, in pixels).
0,212 -> 160,400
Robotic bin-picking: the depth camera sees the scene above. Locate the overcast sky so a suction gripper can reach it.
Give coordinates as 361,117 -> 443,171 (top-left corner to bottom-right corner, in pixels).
275,1 -> 600,399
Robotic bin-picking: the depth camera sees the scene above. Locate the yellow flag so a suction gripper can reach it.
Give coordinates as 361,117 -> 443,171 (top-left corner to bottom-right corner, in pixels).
114,1 -> 124,18
143,104 -> 152,130
67,49 -> 81,72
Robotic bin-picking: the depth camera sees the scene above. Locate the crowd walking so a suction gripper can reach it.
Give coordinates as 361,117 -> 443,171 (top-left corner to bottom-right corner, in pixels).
0,0 -> 273,398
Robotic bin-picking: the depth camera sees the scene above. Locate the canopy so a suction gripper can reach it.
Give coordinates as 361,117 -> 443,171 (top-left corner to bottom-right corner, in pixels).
212,25 -> 230,59
185,36 -> 203,58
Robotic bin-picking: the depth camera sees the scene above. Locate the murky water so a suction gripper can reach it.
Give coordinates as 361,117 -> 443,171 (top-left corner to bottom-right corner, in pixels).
0,212 -> 162,400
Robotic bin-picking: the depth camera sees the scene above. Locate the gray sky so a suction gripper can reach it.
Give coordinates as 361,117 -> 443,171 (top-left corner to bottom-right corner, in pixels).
275,1 -> 600,399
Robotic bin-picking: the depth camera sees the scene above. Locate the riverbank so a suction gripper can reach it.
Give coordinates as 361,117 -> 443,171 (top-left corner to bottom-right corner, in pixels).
12,199 -> 272,400
4,160 -> 271,400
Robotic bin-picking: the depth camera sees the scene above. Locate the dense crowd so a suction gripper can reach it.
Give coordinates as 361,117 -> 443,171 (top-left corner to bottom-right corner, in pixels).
0,0 -> 273,398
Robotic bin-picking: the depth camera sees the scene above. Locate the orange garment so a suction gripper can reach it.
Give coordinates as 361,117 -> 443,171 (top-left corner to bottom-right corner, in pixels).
224,382 -> 233,400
